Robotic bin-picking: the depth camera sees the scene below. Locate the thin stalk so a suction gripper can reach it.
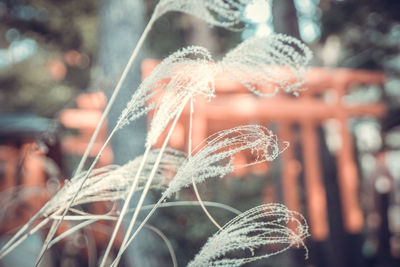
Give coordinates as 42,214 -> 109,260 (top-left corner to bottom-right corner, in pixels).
0,203 -> 50,255
0,205 -> 65,259
50,215 -> 116,221
99,146 -> 151,267
48,219 -> 97,249
111,196 -> 166,267
144,224 -> 178,267
34,219 -> 60,265
74,14 -> 156,176
113,103 -> 186,267
0,218 -> 49,259
46,220 -> 178,267
34,127 -> 118,267
140,201 -> 241,215
50,200 -> 240,258
52,201 -> 241,221
188,98 -> 222,230
53,201 -> 241,220
35,14 -> 159,266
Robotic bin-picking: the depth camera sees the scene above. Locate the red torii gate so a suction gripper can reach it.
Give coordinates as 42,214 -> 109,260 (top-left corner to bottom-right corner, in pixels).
142,59 -> 386,241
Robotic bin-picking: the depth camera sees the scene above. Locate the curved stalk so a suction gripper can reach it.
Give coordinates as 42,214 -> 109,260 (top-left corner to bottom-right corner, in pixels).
112,103 -> 186,267
74,14 -> 156,176
34,127 -> 118,267
99,145 -> 151,267
144,224 -> 178,267
0,203 -> 50,256
188,97 -> 222,230
0,218 -> 49,259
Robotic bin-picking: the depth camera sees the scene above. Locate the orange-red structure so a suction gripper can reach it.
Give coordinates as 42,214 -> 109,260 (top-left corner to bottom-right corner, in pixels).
142,59 -> 386,241
59,92 -> 113,166
0,92 -> 115,249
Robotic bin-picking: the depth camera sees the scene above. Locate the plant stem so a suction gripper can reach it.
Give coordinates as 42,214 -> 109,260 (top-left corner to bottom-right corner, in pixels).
0,217 -> 49,259
99,145 -> 151,267
74,14 -> 156,177
113,102 -> 186,267
0,202 -> 50,256
35,127 -> 118,267
111,196 -> 166,267
188,98 -> 222,230
49,200 -> 242,251
48,219 -> 97,249
33,14 -> 159,267
144,224 -> 178,267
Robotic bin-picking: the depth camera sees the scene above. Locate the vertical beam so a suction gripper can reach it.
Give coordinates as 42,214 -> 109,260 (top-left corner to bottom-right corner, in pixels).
0,145 -> 18,191
279,122 -> 301,213
301,119 -> 329,240
337,116 -> 364,233
335,78 -> 364,233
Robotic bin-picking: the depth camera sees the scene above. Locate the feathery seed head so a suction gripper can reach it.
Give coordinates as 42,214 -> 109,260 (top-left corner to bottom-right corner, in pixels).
164,125 -> 287,198
146,47 -> 218,147
188,203 -> 309,266
220,34 -> 313,97
154,0 -> 253,29
117,46 -> 215,137
44,149 -> 185,216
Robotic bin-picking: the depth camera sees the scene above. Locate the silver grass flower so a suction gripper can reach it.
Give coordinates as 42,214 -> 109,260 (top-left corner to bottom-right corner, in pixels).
43,148 -> 185,216
146,47 -> 217,147
116,46 -> 216,147
188,203 -> 309,267
220,34 -> 313,97
164,125 -> 287,198
118,34 -> 311,146
154,0 -> 252,29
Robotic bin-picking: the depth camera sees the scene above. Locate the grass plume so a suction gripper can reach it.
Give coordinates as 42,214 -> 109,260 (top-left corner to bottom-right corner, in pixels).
188,203 -> 309,267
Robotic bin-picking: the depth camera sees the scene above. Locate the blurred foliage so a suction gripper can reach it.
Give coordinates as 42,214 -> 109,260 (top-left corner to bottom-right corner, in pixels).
3,0 -> 399,117
0,0 -> 99,117
151,171 -> 280,266
0,1 -> 399,266
319,0 -> 400,70
144,0 -> 242,59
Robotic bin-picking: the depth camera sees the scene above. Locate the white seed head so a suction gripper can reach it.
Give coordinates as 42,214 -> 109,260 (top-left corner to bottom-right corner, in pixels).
188,203 -> 309,266
164,125 -> 287,198
155,0 -> 252,29
118,34 -> 311,145
220,34 -> 313,97
117,46 -> 215,133
146,46 -> 217,147
44,149 -> 185,216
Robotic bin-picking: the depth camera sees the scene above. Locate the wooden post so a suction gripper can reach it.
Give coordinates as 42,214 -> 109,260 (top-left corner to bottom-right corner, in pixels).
301,119 -> 330,240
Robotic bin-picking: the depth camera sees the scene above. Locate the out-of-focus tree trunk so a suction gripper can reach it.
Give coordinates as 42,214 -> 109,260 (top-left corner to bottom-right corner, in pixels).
97,1 -> 161,266
272,0 -> 300,39
184,16 -> 219,55
97,0 -> 147,165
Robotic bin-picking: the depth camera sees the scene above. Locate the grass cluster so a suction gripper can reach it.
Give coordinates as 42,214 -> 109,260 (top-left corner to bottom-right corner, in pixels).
1,1 -> 312,266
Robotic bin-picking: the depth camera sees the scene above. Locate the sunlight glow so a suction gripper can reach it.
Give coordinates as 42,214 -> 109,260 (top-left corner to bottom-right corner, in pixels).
244,0 -> 271,23
256,23 -> 273,37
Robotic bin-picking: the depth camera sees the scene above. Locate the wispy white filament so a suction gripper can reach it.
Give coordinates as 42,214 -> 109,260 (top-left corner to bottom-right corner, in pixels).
164,125 -> 288,198
221,34 -> 313,96
154,0 -> 252,29
118,34 -> 311,147
116,46 -> 216,147
43,149 -> 184,216
146,48 -> 217,147
188,203 -> 309,266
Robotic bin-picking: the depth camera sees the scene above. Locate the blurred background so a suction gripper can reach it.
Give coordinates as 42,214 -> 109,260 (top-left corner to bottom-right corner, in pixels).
0,0 -> 400,266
